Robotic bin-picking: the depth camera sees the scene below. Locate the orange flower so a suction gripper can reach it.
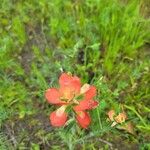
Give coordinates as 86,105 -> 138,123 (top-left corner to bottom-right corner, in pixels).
107,109 -> 134,134
107,110 -> 127,127
45,73 -> 99,128
115,112 -> 127,123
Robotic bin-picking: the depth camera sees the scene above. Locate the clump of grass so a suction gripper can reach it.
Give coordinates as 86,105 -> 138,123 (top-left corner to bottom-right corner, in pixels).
0,132 -> 13,150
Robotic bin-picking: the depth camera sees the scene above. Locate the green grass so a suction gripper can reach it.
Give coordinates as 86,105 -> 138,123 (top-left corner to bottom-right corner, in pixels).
0,0 -> 150,149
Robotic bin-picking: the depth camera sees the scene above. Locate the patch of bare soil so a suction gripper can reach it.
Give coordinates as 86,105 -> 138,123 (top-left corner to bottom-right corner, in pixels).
111,136 -> 139,150
20,23 -> 47,74
140,0 -> 150,19
2,111 -> 53,150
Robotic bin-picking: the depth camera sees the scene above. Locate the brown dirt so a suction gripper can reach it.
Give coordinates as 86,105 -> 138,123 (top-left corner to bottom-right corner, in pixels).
20,23 -> 47,74
2,111 -> 53,149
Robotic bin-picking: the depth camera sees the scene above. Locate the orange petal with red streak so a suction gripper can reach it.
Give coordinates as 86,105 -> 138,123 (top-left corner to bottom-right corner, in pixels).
74,99 -> 99,111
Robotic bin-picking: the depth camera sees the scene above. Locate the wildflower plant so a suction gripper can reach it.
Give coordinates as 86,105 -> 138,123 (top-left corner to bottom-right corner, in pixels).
45,73 -> 99,129
107,110 -> 127,127
107,109 -> 134,134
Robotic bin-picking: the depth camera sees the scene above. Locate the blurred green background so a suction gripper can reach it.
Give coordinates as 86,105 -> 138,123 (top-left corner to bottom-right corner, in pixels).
0,0 -> 150,149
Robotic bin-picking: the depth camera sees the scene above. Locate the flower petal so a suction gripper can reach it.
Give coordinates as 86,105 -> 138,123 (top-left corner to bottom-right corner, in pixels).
59,73 -> 81,99
85,86 -> 96,100
45,88 -> 63,104
74,99 -> 99,111
120,122 -> 135,135
115,112 -> 127,123
59,73 -> 72,87
76,111 -> 91,128
50,110 -> 67,127
70,76 -> 81,94
107,110 -> 116,121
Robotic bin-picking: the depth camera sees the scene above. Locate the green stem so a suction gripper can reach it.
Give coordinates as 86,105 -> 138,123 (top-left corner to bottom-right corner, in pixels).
97,108 -> 103,130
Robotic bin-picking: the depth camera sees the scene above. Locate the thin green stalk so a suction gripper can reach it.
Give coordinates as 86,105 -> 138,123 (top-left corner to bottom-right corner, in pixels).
96,108 -> 103,130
